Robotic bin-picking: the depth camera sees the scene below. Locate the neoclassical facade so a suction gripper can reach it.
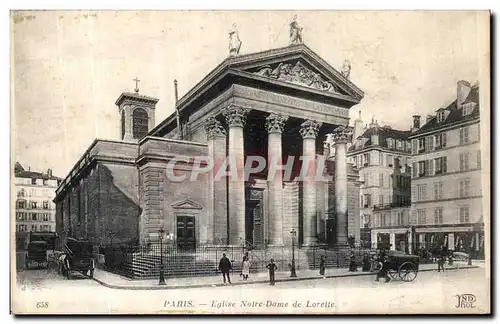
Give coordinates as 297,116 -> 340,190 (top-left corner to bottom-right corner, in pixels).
54,44 -> 364,249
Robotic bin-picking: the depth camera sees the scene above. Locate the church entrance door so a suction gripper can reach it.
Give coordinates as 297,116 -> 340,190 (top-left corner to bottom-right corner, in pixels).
245,201 -> 264,248
176,216 -> 196,250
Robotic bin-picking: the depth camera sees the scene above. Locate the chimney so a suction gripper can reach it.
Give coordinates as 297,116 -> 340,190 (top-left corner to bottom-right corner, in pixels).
353,110 -> 364,142
47,169 -> 52,177
457,80 -> 472,107
412,115 -> 421,132
426,114 -> 433,124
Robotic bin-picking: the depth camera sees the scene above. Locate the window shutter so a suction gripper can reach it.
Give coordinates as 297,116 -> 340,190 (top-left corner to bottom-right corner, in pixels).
411,139 -> 417,154
459,128 -> 464,144
442,132 -> 447,147
424,160 -> 430,176
477,150 -> 481,169
443,157 -> 447,173
412,162 -> 417,178
464,153 -> 469,170
411,210 -> 417,224
427,136 -> 434,151
428,159 -> 434,176
459,153 -> 464,171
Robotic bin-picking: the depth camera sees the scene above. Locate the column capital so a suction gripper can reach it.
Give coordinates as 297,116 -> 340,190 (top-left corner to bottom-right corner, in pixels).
299,119 -> 320,139
222,104 -> 249,128
331,125 -> 352,144
265,113 -> 288,134
204,117 -> 227,140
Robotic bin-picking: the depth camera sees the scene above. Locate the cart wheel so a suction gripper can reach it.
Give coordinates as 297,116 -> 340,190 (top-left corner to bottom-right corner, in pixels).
399,262 -> 418,282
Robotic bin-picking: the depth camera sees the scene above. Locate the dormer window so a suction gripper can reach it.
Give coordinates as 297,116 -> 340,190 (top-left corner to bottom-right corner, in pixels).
462,102 -> 476,116
437,111 -> 446,123
387,138 -> 394,149
396,140 -> 402,150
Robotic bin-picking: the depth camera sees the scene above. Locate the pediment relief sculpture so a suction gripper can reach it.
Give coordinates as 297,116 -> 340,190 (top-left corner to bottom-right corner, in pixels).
253,61 -> 342,94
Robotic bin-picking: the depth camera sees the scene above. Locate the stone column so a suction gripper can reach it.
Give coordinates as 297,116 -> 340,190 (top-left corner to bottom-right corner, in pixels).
390,232 -> 396,251
222,105 -> 249,245
449,233 -> 455,251
408,230 -> 413,254
204,117 -> 228,244
299,119 -> 320,246
331,125 -> 351,247
265,113 -> 288,246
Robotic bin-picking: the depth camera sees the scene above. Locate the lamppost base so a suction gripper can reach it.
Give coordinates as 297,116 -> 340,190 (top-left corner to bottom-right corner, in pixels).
158,280 -> 166,285
290,270 -> 297,278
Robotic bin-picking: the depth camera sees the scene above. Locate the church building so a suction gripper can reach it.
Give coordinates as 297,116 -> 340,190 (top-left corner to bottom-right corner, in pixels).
54,40 -> 366,251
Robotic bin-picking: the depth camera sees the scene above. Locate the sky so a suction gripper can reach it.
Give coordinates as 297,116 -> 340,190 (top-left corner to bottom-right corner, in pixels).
11,10 -> 486,178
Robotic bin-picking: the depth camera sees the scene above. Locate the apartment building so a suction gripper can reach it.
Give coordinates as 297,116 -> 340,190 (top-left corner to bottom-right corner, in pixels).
347,114 -> 412,249
408,80 -> 484,257
14,162 -> 62,235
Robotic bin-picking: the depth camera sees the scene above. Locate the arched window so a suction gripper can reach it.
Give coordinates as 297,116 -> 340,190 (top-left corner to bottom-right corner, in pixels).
132,108 -> 149,139
121,110 -> 125,140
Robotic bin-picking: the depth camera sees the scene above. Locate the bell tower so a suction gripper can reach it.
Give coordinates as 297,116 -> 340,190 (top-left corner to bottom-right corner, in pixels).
115,78 -> 159,142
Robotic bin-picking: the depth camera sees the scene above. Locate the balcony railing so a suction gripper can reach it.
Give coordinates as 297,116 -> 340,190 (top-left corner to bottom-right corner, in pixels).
373,202 -> 411,210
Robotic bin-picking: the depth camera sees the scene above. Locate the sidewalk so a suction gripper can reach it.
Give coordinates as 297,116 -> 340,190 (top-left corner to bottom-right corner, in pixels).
90,261 -> 480,290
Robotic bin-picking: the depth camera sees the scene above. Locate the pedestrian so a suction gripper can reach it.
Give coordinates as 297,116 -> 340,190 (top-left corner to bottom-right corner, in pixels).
437,251 -> 446,272
362,253 -> 371,272
218,253 -> 232,284
266,258 -> 278,285
375,249 -> 390,283
349,251 -> 358,272
241,256 -> 251,280
319,256 -> 326,276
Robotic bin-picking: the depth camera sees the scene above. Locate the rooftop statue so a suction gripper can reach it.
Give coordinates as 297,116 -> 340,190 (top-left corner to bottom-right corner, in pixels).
229,23 -> 242,56
289,15 -> 303,45
341,59 -> 351,79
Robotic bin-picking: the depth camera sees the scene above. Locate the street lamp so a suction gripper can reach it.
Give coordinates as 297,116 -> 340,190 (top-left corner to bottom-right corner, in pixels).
290,229 -> 297,278
158,227 -> 166,285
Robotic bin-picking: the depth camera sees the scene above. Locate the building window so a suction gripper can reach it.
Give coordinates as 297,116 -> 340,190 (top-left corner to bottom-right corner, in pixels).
17,189 -> 25,198
477,150 -> 481,169
397,212 -> 404,226
387,155 -> 393,167
459,206 -> 470,223
418,138 -> 425,152
437,111 -> 445,122
418,161 -> 426,177
434,133 -> 443,149
411,139 -> 418,154
387,138 -> 394,149
417,209 -> 426,225
121,110 -> 125,139
459,127 -> 470,145
363,194 -> 371,208
31,224 -> 37,232
379,195 -> 384,205
417,184 -> 427,201
31,213 -> 37,221
31,201 -> 37,209
434,157 -> 447,174
379,173 -> 384,187
43,214 -> 49,221
43,201 -> 49,209
132,108 -> 149,139
31,178 -> 37,185
16,200 -> 26,209
459,152 -> 470,171
43,179 -> 48,186
434,208 -> 443,224
459,179 -> 470,198
380,214 -> 387,227
433,182 -> 444,200
426,136 -> 434,151
363,153 -> 370,166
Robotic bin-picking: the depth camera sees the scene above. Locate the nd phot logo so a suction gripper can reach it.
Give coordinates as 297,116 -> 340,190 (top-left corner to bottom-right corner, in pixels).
455,294 -> 476,308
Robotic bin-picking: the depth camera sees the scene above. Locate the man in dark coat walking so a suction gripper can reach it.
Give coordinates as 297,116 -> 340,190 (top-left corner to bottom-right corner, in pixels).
218,253 -> 232,284
266,259 -> 278,285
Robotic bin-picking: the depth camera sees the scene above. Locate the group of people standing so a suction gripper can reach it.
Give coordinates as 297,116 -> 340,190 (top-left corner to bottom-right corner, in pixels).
218,252 -> 278,285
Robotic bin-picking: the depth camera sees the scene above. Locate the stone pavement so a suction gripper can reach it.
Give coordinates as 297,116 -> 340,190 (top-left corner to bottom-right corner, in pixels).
90,261 -> 479,290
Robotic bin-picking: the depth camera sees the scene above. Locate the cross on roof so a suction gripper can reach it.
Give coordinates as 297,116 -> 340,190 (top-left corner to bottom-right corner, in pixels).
133,77 -> 140,93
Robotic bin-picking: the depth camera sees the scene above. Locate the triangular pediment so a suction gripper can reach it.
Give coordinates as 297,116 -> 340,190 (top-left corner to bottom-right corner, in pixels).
245,59 -> 349,96
171,199 -> 203,210
229,44 -> 364,101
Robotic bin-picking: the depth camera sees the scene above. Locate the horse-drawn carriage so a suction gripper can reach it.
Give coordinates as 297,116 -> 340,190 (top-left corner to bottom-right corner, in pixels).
371,250 -> 420,282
